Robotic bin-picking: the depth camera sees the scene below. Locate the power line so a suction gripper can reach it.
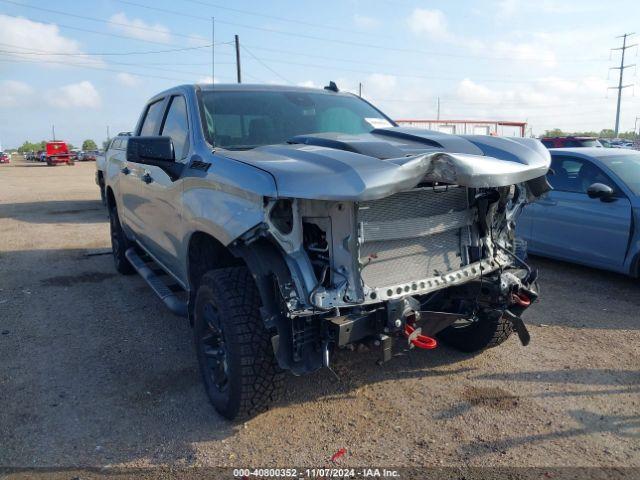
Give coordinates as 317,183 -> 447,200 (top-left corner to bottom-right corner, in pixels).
0,9 -> 208,50
0,55 -> 236,82
181,0 -> 389,38
0,0 -> 207,43
609,33 -> 637,135
241,45 -> 293,85
27,19 -> 198,49
0,41 -> 228,57
117,0 -> 606,63
370,97 -> 615,108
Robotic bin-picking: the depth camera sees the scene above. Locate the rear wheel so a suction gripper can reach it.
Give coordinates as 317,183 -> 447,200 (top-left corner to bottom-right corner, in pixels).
108,203 -> 134,275
437,311 -> 513,353
193,267 -> 283,420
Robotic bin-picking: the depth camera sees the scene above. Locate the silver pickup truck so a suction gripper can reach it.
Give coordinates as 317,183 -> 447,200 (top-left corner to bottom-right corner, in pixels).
105,83 -> 550,420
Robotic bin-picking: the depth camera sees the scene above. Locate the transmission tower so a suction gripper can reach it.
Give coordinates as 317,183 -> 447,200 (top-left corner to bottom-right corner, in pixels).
609,33 -> 636,136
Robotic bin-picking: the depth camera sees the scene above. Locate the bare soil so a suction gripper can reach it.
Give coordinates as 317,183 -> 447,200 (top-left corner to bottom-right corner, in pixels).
0,158 -> 638,475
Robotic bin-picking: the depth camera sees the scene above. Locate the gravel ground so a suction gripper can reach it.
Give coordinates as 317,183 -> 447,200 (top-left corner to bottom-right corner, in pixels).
0,159 -> 638,476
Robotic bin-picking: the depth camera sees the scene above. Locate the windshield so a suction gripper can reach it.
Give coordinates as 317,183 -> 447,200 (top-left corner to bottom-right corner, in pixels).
601,153 -> 640,195
199,90 -> 394,149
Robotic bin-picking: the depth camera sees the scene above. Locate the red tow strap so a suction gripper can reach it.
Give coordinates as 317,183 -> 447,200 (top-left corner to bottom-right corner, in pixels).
404,324 -> 437,350
512,292 -> 531,307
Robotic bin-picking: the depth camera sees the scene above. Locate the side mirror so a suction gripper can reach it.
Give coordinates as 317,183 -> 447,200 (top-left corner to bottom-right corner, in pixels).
127,136 -> 175,166
586,182 -> 615,201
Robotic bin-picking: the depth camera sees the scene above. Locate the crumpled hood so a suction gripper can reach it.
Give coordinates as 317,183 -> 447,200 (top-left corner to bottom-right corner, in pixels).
220,128 -> 551,201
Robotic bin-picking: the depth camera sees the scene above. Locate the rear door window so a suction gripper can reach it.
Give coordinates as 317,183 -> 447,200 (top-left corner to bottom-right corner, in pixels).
160,95 -> 189,160
139,99 -> 165,136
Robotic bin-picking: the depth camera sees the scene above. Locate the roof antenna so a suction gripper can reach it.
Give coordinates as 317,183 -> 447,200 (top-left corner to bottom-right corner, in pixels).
324,81 -> 339,92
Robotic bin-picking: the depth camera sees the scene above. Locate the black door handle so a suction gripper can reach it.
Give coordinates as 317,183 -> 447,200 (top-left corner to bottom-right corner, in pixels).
120,166 -> 130,175
142,173 -> 153,184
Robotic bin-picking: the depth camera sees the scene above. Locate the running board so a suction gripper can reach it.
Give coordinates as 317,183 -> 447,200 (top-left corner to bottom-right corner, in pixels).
125,247 -> 188,317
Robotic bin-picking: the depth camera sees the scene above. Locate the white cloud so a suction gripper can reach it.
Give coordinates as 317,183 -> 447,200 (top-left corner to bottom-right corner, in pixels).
115,73 -> 142,87
450,76 -> 620,133
407,8 -> 558,66
367,73 -> 398,91
407,9 -> 451,41
108,12 -> 171,43
0,80 -> 34,107
298,80 -> 320,88
354,14 -> 380,30
196,76 -> 221,84
495,0 -> 519,18
493,41 -> 557,67
0,14 -> 100,67
44,81 -> 102,109
187,33 -> 208,46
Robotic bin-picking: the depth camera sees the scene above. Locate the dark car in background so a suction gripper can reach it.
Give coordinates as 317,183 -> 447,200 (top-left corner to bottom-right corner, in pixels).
540,136 -> 603,148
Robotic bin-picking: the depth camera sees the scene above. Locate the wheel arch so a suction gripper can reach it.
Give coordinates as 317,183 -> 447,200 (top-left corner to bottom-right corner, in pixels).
186,229 -> 300,373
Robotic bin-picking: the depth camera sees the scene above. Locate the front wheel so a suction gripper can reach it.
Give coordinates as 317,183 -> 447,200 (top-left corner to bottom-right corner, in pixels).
108,203 -> 134,275
437,311 -> 513,353
193,267 -> 284,420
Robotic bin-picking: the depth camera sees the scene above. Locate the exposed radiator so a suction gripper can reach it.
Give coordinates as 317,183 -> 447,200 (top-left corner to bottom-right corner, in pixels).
357,186 -> 472,289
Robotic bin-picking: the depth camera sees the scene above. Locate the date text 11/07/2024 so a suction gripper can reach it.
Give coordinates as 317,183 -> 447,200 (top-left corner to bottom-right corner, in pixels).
233,468 -> 401,478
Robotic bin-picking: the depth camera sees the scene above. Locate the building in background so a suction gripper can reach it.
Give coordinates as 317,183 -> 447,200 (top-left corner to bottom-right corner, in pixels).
395,119 -> 527,137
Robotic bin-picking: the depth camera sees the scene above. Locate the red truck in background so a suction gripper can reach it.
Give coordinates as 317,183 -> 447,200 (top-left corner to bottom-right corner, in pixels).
45,141 -> 74,166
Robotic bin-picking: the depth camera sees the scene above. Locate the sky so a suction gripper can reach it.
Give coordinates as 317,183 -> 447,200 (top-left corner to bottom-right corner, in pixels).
1,0 -> 640,149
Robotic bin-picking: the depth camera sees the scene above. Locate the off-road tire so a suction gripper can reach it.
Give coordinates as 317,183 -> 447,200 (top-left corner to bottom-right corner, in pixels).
437,311 -> 513,353
193,267 -> 284,420
108,203 -> 134,275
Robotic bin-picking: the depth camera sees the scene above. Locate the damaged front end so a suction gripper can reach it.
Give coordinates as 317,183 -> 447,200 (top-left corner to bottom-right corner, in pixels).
245,149 -> 550,374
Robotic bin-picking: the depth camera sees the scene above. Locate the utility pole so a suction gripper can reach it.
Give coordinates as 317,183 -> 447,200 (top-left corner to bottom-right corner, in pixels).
358,82 -> 362,97
234,34 -> 241,84
51,125 -> 56,141
106,125 -> 110,142
436,97 -> 440,121
609,33 -> 636,136
211,17 -> 216,84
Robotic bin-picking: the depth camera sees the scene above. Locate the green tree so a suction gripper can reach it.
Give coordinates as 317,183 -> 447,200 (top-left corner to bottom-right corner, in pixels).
618,131 -> 638,140
82,139 -> 98,150
17,141 -> 46,153
599,129 -> 615,139
542,128 -> 566,137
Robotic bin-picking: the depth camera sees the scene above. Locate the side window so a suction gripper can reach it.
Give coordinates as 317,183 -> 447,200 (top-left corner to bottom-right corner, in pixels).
139,99 -> 165,136
549,157 -> 614,194
160,95 -> 189,159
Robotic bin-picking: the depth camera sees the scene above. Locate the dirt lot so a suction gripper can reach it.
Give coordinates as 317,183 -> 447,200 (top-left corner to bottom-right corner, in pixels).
0,158 -> 638,475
